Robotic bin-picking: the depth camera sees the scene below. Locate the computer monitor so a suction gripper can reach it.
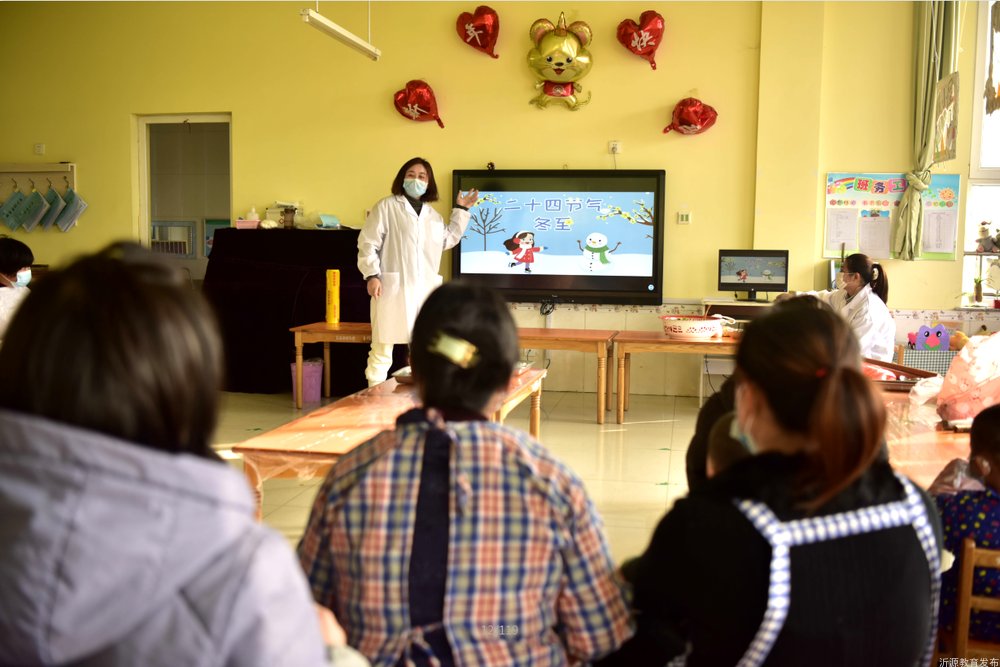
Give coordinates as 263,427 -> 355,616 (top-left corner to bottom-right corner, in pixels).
717,249 -> 789,301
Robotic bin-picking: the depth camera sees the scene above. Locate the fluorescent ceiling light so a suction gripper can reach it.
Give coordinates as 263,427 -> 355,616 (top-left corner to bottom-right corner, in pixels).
301,8 -> 381,61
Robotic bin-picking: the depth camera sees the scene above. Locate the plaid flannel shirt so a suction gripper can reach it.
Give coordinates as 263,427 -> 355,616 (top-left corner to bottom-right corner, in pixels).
298,409 -> 632,667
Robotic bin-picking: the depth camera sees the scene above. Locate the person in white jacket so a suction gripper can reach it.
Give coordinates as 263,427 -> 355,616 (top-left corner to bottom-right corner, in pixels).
357,157 -> 478,385
787,253 -> 896,362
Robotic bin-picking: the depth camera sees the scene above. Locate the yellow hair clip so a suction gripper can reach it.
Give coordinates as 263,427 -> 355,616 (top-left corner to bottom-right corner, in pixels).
428,332 -> 480,369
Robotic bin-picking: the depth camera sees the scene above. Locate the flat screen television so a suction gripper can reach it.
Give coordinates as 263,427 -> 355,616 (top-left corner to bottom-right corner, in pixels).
717,249 -> 789,301
451,169 -> 665,304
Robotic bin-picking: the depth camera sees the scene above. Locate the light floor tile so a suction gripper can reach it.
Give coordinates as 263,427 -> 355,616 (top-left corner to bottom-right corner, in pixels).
261,484 -> 311,509
285,483 -> 324,509
217,389 -> 703,564
263,504 -> 313,544
604,525 -> 657,565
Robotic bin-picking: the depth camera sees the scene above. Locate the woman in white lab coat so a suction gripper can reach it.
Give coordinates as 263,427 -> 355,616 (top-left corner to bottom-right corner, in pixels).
811,253 -> 895,362
357,157 -> 479,385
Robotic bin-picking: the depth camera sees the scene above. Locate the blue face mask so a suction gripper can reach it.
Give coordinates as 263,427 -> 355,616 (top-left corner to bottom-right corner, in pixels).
729,415 -> 758,455
403,178 -> 428,199
14,269 -> 30,287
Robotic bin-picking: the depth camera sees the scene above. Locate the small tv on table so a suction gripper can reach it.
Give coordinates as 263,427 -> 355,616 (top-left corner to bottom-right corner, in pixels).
452,169 -> 665,305
718,249 -> 789,301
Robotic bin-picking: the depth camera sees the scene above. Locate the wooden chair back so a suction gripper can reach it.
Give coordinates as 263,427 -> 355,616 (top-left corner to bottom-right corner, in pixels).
954,537 -> 1000,658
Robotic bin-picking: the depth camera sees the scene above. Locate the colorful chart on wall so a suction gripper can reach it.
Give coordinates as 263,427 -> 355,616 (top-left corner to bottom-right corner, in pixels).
824,172 -> 959,260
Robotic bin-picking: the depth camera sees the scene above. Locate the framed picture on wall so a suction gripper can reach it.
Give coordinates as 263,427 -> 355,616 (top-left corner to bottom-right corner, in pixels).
205,219 -> 230,257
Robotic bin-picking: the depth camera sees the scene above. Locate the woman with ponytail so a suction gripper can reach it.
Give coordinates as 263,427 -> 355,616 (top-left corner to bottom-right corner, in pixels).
786,253 -> 895,361
598,299 -> 942,667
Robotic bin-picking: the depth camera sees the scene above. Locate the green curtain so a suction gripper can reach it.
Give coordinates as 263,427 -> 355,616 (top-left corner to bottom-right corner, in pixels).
893,0 -> 960,260
987,1 -> 1000,115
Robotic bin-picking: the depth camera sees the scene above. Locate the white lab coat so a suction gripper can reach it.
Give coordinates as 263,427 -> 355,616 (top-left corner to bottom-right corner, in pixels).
0,285 -> 29,341
814,283 -> 896,361
357,195 -> 469,344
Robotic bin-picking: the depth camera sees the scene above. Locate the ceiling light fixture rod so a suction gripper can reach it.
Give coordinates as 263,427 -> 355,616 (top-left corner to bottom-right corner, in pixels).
301,7 -> 381,61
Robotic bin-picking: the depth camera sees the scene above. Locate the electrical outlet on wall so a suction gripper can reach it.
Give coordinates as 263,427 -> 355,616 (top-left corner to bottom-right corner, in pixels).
677,210 -> 692,224
608,140 -> 622,155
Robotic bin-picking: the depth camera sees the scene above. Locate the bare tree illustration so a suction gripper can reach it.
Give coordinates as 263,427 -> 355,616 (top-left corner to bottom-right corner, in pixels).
464,194 -> 507,250
596,200 -> 655,239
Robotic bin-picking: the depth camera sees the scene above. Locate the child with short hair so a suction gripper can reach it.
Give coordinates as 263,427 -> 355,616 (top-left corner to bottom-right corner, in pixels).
935,404 -> 1000,644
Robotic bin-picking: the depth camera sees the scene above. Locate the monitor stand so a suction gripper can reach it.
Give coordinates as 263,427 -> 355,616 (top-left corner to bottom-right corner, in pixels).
737,289 -> 765,302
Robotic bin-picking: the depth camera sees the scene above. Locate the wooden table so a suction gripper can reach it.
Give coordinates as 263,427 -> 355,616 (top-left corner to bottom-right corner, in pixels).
883,392 -> 970,489
290,322 -> 372,409
233,368 -> 546,520
614,331 -> 738,424
517,327 -> 617,425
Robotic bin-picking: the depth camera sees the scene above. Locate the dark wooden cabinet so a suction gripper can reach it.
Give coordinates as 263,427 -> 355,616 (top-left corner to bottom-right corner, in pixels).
202,228 -> 403,395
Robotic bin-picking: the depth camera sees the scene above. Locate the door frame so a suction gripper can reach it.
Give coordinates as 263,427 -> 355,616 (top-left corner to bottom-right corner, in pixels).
131,113 -> 232,247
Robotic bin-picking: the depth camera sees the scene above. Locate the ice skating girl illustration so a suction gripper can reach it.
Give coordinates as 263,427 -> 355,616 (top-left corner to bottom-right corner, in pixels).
503,231 -> 544,273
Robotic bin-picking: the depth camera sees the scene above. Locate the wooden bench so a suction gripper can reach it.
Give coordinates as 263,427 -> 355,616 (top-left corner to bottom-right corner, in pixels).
233,368 -> 546,520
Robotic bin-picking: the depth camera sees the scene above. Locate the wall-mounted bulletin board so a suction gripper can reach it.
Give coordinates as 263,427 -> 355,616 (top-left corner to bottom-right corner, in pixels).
824,172 -> 960,260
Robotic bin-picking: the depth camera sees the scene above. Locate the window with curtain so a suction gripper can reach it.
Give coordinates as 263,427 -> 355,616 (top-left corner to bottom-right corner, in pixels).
963,0 -> 1000,304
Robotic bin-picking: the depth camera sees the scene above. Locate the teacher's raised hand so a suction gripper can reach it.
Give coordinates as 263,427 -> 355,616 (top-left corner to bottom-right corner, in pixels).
456,188 -> 479,208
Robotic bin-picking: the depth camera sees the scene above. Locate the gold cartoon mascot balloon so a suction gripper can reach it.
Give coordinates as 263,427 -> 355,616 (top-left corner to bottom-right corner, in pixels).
527,13 -> 593,110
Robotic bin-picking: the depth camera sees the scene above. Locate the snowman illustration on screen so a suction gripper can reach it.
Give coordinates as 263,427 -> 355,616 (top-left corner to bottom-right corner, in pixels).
578,232 -> 621,271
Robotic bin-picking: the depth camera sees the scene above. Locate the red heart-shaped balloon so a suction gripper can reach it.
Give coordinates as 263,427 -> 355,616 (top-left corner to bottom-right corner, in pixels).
616,11 -> 665,70
663,97 -> 718,135
456,6 -> 500,59
393,80 -> 444,129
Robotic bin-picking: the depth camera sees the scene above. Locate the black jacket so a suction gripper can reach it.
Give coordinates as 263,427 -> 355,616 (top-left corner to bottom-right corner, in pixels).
600,453 -> 942,666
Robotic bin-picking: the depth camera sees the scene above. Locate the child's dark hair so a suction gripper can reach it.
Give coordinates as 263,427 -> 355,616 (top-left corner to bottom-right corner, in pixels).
971,405 -> 1000,457
0,236 -> 34,278
410,282 -> 518,413
0,242 -> 223,458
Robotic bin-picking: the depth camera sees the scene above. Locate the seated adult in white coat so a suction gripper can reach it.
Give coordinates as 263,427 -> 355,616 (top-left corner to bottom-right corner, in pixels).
790,253 -> 896,362
358,157 -> 478,386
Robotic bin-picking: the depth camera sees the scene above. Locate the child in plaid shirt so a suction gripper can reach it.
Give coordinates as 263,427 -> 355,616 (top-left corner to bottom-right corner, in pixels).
299,282 -> 632,667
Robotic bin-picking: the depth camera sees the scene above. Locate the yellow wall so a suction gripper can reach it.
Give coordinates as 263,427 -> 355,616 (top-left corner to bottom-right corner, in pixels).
814,1 -> 979,309
0,1 -> 981,308
754,2 -> 826,291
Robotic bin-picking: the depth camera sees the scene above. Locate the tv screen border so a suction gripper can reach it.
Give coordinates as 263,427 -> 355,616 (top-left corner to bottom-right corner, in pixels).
717,249 -> 789,301
451,169 -> 665,305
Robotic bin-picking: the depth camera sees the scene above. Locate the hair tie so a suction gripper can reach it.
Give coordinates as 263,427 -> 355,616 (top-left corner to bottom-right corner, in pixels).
871,266 -> 879,281
815,367 -> 828,379
428,332 -> 479,369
